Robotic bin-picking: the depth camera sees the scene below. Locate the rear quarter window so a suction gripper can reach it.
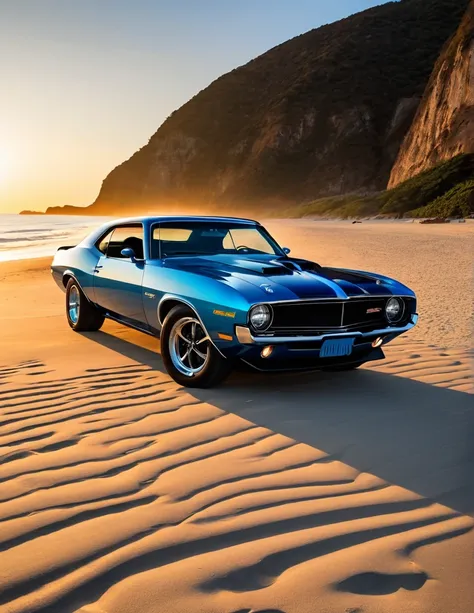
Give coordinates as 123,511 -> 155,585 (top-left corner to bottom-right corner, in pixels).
96,229 -> 114,254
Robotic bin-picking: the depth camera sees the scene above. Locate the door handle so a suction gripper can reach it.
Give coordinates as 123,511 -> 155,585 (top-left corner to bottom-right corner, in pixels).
94,265 -> 103,272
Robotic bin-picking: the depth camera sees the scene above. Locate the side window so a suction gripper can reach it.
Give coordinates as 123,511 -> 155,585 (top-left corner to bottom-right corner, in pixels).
106,226 -> 144,259
97,229 -> 114,254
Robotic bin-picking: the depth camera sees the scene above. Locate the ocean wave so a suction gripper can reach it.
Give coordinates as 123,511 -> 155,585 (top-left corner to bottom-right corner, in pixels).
0,232 -> 72,245
0,214 -> 113,261
2,228 -> 45,234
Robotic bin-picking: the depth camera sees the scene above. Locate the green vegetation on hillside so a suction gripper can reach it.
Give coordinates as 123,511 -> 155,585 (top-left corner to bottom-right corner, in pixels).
381,154 -> 474,215
409,180 -> 474,218
287,154 -> 474,219
286,194 -> 381,219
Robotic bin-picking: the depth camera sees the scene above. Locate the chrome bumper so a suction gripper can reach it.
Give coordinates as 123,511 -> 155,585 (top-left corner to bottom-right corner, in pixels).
235,315 -> 418,345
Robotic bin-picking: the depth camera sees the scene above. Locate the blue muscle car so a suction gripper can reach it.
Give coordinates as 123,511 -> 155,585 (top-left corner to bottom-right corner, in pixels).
51,216 -> 418,387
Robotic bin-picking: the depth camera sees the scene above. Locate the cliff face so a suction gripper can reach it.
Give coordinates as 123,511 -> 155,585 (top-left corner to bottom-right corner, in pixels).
87,0 -> 467,215
389,2 -> 474,188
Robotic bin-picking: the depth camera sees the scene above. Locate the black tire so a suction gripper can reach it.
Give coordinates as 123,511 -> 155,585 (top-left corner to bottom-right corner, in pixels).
65,278 -> 105,332
160,305 -> 232,388
321,362 -> 364,372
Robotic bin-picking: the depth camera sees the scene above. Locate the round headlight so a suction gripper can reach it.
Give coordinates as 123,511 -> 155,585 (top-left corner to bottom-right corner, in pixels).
249,304 -> 272,330
385,297 -> 404,323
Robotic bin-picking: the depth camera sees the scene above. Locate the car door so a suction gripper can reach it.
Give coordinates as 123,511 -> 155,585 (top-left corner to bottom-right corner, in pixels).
141,222 -> 196,331
93,224 -> 147,325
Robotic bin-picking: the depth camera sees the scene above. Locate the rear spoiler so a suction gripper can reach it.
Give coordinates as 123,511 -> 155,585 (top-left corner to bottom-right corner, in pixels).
57,245 -> 75,251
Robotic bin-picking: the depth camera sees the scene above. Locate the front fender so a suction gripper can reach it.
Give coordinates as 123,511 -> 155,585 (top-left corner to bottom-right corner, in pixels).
144,266 -> 251,354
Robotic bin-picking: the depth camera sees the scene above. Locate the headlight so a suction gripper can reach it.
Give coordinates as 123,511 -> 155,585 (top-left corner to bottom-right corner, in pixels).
249,304 -> 272,330
385,297 -> 404,323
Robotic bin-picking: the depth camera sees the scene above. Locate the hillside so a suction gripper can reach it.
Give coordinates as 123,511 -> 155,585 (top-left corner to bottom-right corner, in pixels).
74,0 -> 468,216
389,0 -> 474,187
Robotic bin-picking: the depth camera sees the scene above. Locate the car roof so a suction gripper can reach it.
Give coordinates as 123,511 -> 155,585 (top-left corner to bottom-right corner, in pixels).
108,215 -> 259,226
81,215 -> 262,248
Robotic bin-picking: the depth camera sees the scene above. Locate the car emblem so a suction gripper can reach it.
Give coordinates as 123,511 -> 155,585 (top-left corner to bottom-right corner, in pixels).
260,284 -> 274,294
366,307 -> 382,314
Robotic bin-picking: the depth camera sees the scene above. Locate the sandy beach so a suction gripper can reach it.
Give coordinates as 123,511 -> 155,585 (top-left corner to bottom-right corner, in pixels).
0,220 -> 473,613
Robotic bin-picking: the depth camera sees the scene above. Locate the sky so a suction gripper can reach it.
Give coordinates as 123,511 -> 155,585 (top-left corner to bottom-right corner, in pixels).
0,0 -> 392,214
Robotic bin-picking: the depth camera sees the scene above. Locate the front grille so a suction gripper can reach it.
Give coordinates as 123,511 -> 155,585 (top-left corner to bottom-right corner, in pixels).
343,298 -> 387,328
264,297 -> 415,336
272,302 -> 343,329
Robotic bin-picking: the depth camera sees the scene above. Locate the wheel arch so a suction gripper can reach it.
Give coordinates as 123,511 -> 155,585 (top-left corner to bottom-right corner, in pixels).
158,295 -> 226,358
158,295 -> 202,326
62,270 -> 77,289
62,271 -> 94,304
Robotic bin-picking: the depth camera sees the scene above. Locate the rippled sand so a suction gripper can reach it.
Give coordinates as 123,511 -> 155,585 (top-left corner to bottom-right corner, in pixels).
0,220 -> 473,613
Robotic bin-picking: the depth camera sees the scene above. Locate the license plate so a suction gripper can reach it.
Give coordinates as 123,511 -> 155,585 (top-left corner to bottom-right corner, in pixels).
320,338 -> 354,358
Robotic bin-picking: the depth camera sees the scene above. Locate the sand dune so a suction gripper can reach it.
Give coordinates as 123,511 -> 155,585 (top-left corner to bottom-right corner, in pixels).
0,221 -> 473,613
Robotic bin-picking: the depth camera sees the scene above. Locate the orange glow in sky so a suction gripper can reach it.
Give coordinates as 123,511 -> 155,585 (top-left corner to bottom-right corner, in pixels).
0,0 -> 389,214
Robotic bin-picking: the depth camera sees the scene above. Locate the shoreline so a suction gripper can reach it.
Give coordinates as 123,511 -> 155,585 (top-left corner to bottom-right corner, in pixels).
1,216 -> 473,264
17,209 -> 474,221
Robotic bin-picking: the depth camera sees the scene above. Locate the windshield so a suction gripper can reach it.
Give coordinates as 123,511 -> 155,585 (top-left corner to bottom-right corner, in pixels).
150,222 -> 283,259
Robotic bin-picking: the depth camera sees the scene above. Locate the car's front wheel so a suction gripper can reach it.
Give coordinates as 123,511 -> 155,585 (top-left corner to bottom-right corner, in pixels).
65,278 -> 105,332
160,305 -> 232,388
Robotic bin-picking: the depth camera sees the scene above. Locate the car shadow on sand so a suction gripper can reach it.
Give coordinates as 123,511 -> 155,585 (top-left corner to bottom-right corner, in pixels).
85,329 -> 474,517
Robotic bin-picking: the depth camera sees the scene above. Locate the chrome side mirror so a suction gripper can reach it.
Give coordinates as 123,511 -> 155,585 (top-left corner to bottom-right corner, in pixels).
283,247 -> 291,255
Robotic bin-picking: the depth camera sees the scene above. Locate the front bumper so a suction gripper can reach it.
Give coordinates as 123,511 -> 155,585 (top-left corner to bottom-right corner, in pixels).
230,314 -> 418,372
235,314 -> 418,345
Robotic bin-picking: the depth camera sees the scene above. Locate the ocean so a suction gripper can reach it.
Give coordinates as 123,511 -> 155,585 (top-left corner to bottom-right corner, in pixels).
0,214 -> 113,262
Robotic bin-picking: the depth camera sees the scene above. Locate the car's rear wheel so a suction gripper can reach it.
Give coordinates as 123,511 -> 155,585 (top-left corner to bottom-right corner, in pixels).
65,278 -> 105,331
161,305 -> 232,388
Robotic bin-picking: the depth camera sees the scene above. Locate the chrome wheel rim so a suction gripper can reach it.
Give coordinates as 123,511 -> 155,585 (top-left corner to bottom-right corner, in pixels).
68,285 -> 80,324
169,317 -> 210,377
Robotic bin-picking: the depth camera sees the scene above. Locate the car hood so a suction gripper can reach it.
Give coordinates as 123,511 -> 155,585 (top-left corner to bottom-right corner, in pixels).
162,254 -> 411,301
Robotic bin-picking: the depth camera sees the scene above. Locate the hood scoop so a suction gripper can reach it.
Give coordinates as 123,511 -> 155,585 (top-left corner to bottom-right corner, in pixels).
297,260 -> 322,272
262,259 -> 307,276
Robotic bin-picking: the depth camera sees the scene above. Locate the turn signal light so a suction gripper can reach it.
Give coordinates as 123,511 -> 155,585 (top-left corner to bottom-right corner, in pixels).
372,337 -> 384,348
